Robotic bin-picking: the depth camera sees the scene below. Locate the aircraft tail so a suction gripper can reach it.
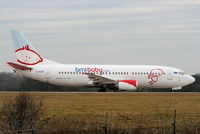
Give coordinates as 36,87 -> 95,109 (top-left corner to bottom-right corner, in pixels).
10,30 -> 59,66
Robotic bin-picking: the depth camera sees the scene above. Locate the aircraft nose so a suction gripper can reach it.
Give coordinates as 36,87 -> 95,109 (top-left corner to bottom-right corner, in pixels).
186,75 -> 195,85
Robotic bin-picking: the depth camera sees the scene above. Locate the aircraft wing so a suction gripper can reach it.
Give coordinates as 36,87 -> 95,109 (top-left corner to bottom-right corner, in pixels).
7,62 -> 32,70
85,73 -> 116,85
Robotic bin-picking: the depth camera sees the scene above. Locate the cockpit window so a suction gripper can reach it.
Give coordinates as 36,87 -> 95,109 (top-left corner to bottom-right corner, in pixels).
174,71 -> 185,75
179,71 -> 185,75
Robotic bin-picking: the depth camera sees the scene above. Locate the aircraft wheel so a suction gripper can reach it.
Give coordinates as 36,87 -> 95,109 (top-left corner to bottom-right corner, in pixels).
98,85 -> 107,92
171,89 -> 175,93
113,88 -> 120,92
98,88 -> 106,92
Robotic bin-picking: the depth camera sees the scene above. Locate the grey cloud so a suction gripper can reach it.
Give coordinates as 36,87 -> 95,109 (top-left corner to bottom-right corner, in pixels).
0,0 -> 199,74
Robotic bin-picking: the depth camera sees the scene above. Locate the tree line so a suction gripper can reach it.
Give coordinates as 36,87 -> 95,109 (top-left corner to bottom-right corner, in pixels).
0,72 -> 200,92
0,72 -> 95,92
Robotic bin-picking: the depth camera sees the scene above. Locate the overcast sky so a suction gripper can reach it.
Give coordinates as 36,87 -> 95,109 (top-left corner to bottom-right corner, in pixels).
0,0 -> 200,74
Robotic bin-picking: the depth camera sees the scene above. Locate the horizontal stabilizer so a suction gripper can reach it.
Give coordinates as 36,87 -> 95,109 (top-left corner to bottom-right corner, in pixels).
7,62 -> 32,70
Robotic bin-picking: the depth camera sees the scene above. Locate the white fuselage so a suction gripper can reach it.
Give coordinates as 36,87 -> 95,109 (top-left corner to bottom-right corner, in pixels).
16,64 -> 195,90
8,30 -> 195,91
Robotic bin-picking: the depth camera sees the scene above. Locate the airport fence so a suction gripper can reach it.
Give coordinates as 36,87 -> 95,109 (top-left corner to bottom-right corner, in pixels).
1,111 -> 200,134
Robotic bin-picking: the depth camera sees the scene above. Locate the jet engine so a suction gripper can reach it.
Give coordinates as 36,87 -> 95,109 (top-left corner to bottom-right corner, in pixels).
117,80 -> 138,91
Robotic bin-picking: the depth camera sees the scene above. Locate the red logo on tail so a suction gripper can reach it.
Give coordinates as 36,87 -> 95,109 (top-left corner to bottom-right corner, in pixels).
15,45 -> 43,65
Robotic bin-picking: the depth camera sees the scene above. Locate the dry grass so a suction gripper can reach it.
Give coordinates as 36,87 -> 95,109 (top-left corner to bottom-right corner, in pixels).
0,92 -> 199,118
1,92 -> 200,133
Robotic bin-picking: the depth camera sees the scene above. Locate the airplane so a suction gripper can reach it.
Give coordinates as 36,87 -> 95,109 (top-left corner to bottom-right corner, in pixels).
7,30 -> 195,92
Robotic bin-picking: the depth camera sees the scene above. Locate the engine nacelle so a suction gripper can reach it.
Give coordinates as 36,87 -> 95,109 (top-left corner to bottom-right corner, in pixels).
118,80 -> 138,91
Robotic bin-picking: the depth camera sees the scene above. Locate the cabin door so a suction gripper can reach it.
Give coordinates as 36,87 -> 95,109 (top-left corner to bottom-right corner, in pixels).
167,72 -> 173,80
45,71 -> 51,79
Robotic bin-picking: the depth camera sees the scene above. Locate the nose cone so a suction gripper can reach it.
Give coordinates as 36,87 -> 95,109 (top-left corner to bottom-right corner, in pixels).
185,75 -> 195,85
188,75 -> 195,84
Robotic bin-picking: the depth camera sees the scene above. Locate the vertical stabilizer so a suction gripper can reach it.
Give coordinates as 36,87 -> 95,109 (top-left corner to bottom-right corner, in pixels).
10,30 -> 59,66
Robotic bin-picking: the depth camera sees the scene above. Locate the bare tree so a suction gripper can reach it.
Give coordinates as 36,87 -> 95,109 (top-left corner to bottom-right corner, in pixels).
0,92 -> 43,134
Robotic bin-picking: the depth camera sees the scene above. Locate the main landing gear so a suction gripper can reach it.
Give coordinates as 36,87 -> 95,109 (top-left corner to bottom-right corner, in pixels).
98,85 -> 107,92
98,85 -> 120,92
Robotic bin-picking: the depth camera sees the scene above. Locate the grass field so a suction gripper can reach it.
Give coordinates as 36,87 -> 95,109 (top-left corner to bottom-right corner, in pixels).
0,92 -> 200,119
1,92 -> 200,133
